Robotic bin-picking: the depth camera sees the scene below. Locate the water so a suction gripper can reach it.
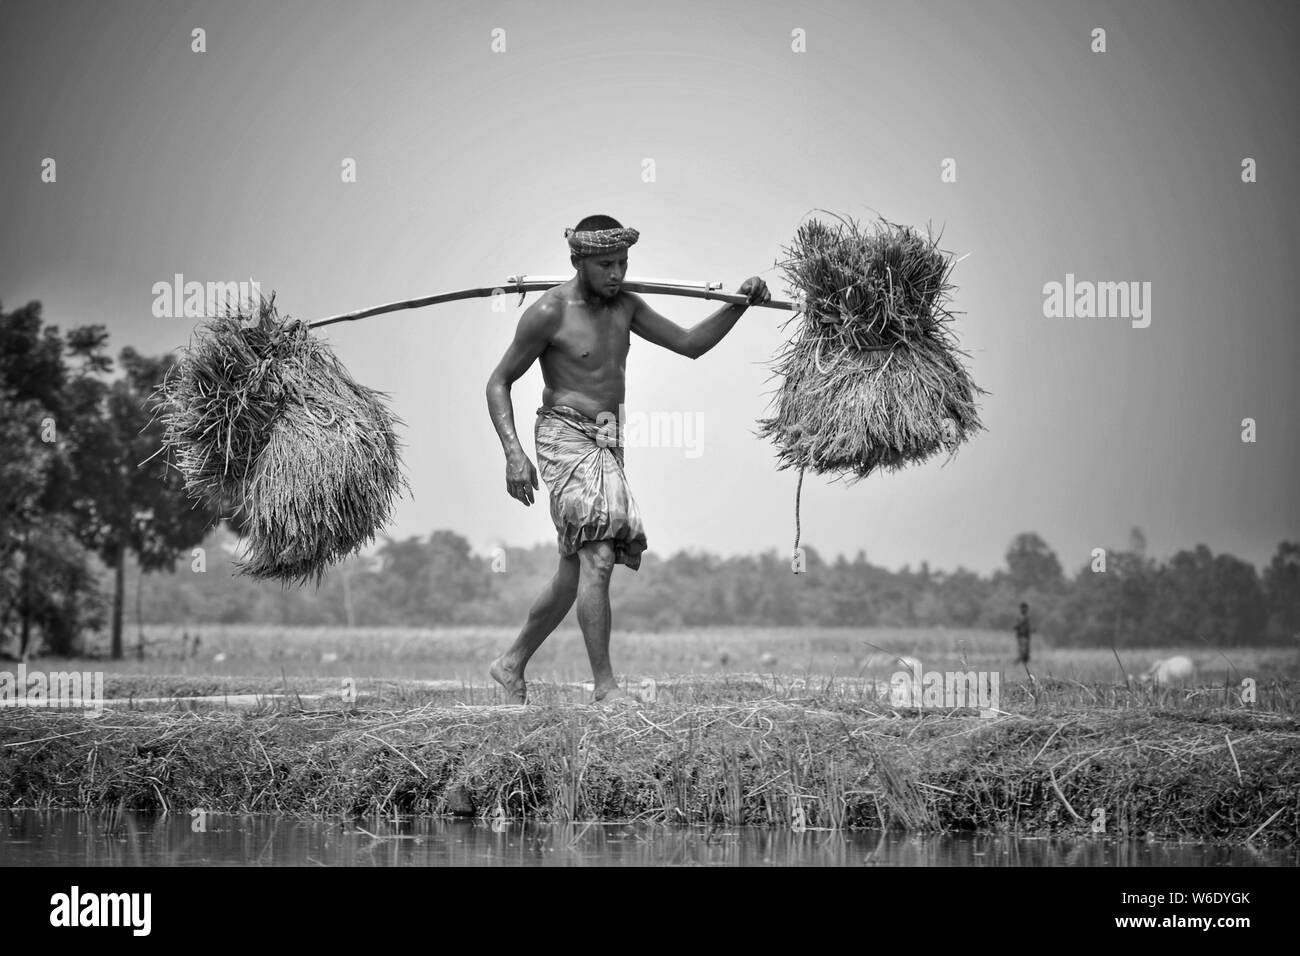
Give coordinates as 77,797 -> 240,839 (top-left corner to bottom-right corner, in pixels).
1,811 -> 1291,866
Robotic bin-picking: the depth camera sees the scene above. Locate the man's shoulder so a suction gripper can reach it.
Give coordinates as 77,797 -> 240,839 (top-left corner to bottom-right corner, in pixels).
523,289 -> 566,329
620,289 -> 647,322
536,285 -> 567,311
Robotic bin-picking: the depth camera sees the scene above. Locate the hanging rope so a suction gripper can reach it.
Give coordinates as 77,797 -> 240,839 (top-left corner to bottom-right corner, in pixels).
793,464 -> 806,555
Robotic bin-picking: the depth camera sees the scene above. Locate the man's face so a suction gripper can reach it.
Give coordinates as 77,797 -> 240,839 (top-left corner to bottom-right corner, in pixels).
575,250 -> 628,298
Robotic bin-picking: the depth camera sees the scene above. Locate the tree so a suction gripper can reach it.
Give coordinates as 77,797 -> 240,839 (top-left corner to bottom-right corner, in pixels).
13,524 -> 107,656
0,388 -> 49,652
1149,545 -> 1266,646
1262,541 -> 1300,640
0,303 -> 105,656
1004,532 -> 1065,594
752,549 -> 805,626
937,568 -> 986,627
369,535 -> 431,625
62,343 -> 220,658
0,301 -> 68,412
1061,546 -> 1157,647
422,530 -> 492,624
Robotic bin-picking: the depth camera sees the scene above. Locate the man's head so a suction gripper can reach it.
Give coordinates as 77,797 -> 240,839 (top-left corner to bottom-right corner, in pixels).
1019,602 -> 1029,614
566,215 -> 638,300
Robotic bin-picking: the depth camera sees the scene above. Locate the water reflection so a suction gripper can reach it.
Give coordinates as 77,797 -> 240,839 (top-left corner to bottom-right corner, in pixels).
0,811 -> 1291,867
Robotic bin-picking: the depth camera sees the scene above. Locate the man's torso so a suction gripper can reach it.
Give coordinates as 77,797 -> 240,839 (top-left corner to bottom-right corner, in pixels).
538,280 -> 634,422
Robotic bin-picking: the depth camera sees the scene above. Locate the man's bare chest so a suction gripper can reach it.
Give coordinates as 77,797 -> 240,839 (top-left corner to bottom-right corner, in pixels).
546,298 -> 633,370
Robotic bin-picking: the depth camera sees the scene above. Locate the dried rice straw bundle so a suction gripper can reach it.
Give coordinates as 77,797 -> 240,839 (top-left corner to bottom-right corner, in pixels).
756,212 -> 985,547
155,295 -> 408,585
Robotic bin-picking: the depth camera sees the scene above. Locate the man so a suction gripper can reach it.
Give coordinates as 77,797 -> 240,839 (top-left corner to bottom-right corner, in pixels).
485,215 -> 770,703
1014,602 -> 1031,665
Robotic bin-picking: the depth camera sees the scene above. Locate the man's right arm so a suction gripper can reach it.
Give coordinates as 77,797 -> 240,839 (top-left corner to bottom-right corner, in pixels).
487,299 -> 559,501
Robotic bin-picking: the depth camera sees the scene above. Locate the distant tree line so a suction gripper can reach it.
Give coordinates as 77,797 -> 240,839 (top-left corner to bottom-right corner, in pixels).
3,299 -> 1298,656
101,524 -> 1300,651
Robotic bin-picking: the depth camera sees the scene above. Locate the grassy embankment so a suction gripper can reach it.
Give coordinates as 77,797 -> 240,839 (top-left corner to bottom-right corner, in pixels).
2,626 -> 1296,845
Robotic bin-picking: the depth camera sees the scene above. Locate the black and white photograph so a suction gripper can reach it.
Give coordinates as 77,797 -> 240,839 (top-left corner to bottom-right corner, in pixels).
0,0 -> 1296,922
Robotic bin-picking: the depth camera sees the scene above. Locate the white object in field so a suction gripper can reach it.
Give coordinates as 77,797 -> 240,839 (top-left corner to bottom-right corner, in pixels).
321,651 -> 340,664
1140,655 -> 1195,687
759,652 -> 778,667
212,652 -> 227,664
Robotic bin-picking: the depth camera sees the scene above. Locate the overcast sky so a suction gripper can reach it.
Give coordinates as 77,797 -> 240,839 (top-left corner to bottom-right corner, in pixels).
1,0 -> 1296,576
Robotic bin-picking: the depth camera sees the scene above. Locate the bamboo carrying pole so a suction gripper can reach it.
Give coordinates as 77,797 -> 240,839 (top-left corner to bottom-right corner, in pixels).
309,275 -> 796,329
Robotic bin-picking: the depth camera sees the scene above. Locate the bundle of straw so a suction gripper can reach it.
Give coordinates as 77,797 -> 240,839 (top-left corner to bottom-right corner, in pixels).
155,295 -> 408,585
757,213 -> 985,482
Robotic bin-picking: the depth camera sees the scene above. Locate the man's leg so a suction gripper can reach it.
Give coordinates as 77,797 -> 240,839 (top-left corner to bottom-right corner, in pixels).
490,553 -> 580,703
575,540 -> 626,701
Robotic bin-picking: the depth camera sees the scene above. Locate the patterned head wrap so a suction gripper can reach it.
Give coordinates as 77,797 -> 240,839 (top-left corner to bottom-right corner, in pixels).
564,225 -> 640,257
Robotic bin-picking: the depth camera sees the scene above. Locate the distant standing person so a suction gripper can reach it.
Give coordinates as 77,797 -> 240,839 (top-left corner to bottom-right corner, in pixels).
1014,602 -> 1031,665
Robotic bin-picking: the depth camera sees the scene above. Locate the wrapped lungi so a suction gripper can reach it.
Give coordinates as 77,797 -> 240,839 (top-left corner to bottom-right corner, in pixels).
534,404 -> 648,570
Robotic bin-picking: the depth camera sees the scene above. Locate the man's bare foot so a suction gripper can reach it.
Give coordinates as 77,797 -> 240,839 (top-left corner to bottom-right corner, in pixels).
593,685 -> 638,706
490,657 -> 527,704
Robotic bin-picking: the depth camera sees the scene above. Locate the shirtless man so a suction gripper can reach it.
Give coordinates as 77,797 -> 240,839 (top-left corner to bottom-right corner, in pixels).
485,215 -> 770,703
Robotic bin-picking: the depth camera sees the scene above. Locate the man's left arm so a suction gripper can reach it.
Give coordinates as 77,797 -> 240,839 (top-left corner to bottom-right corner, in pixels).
630,277 -> 770,359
